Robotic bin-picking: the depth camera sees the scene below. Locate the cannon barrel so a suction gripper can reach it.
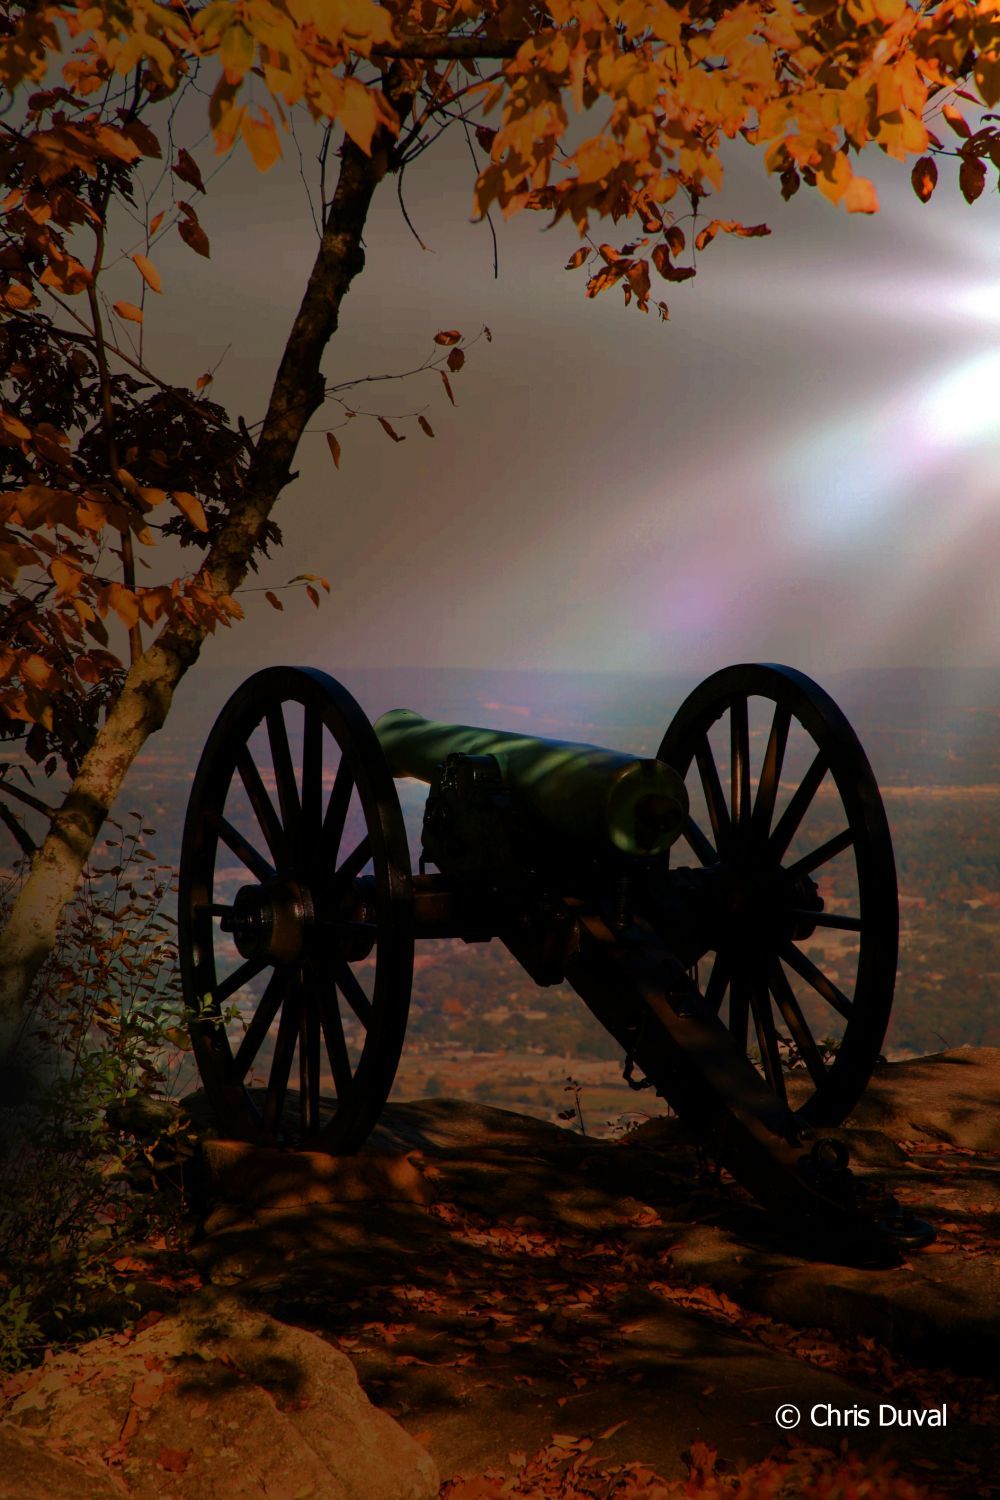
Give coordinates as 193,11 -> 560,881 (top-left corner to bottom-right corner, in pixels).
374,709 -> 689,858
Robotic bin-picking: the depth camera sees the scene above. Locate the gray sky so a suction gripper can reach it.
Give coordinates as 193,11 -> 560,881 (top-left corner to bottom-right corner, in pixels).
125,107 -> 1000,685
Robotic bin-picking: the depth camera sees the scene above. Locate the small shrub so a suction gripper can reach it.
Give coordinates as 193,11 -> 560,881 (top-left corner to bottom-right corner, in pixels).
0,814 -> 198,1372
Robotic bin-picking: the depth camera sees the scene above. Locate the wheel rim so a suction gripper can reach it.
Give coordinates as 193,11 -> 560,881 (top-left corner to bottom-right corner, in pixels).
657,663 -> 897,1127
178,667 -> 413,1151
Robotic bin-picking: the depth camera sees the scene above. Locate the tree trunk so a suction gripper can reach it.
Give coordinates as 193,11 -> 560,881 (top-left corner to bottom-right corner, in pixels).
0,90 -> 410,1062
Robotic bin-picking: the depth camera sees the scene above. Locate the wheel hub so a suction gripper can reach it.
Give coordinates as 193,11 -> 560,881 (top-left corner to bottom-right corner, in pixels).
227,879 -> 314,965
712,862 -> 824,947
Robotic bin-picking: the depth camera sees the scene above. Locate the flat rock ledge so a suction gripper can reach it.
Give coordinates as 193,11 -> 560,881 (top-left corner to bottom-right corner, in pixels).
179,1048 -> 999,1491
0,1292 -> 439,1500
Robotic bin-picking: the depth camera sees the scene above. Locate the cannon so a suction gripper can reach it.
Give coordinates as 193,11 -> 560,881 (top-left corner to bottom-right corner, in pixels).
178,663 -> 930,1253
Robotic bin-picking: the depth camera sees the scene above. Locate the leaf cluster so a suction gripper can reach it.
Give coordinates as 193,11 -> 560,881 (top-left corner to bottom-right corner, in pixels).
0,0 -> 997,775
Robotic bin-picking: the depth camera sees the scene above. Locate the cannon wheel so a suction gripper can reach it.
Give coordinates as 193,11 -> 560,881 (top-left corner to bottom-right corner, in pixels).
178,667 -> 413,1151
657,663 -> 897,1128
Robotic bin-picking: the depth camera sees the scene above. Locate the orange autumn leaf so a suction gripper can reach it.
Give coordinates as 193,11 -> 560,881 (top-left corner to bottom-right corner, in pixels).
241,109 -> 281,172
3,280 -> 36,310
173,491 -> 208,532
433,330 -> 462,345
21,653 -> 53,686
265,590 -> 283,610
418,415 -> 434,437
113,300 -> 143,323
50,557 -> 83,598
337,77 -> 381,155
911,156 -> 938,203
941,103 -> 971,139
132,253 -> 162,293
326,432 -> 341,468
377,416 -> 404,442
843,175 -> 879,214
959,155 -> 986,203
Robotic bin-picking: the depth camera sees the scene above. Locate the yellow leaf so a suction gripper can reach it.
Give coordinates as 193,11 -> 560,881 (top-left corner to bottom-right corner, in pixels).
173,491 -> 209,532
218,21 -> 255,85
241,109 -> 281,172
21,654 -> 53,687
574,137 -> 619,184
113,301 -> 143,323
50,558 -> 83,598
150,209 -> 165,235
3,281 -> 36,310
338,77 -> 379,155
326,432 -> 341,468
132,253 -> 162,293
843,175 -> 879,214
974,53 -> 1000,108
106,583 -> 140,630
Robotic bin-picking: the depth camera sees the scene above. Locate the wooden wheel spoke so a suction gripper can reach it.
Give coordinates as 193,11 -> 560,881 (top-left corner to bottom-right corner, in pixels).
209,902 -> 234,919
320,989 -> 354,1098
727,973 -> 749,1049
779,940 -> 853,1019
263,988 -> 299,1135
322,757 -> 353,856
769,750 -> 827,862
784,827 -> 854,879
237,747 -> 285,865
748,966 -> 785,1105
335,958 -> 373,1027
681,815 -> 718,867
768,959 -> 828,1089
299,992 -> 321,1137
694,735 -> 731,857
210,811 -> 274,884
788,909 -> 862,932
301,706 -> 324,860
751,703 -> 790,840
335,834 -> 372,886
703,949 -> 730,1013
730,696 -> 751,834
232,968 -> 289,1082
215,953 -> 268,1006
266,706 -> 301,842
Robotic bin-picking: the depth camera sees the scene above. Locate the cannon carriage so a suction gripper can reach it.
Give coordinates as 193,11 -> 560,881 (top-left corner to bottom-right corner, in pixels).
178,663 -> 925,1252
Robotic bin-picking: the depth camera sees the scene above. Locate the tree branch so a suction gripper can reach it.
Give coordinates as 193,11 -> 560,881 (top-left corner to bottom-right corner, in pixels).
371,36 -> 524,60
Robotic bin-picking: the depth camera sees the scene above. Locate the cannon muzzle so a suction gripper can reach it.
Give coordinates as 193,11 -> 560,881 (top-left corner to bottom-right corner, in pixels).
374,710 -> 688,858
